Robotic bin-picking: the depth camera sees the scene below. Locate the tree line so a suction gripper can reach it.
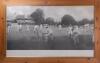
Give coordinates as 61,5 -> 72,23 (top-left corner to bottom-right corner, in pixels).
16,8 -> 93,26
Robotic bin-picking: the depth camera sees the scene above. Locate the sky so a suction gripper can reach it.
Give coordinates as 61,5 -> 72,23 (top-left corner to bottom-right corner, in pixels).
7,6 -> 94,22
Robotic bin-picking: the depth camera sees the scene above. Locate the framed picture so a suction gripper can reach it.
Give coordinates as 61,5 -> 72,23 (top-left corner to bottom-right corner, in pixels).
6,6 -> 94,57
2,0 -> 100,63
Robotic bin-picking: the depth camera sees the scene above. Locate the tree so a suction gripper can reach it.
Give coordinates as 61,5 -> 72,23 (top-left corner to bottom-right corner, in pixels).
61,15 -> 77,26
78,18 -> 92,25
30,8 -> 45,25
90,19 -> 94,24
45,17 -> 55,25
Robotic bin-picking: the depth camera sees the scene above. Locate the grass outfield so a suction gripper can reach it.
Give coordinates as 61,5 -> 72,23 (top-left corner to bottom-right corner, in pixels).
7,32 -> 93,50
7,25 -> 94,50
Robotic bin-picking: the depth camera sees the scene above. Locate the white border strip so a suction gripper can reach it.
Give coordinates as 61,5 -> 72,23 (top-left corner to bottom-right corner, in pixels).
6,50 -> 94,57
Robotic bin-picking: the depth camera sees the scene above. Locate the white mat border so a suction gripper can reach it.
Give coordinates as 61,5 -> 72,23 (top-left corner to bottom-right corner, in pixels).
6,50 -> 94,57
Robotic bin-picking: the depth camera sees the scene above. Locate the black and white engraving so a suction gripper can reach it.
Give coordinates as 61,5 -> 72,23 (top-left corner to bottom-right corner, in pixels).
7,6 -> 94,50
